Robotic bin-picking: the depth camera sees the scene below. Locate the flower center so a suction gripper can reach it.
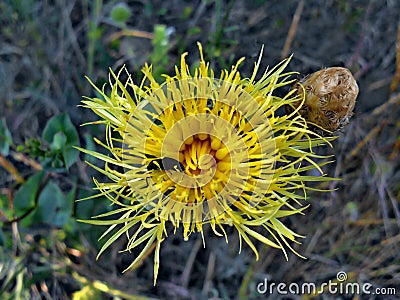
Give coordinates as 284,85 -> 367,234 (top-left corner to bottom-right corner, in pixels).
152,133 -> 230,204
179,134 -> 230,178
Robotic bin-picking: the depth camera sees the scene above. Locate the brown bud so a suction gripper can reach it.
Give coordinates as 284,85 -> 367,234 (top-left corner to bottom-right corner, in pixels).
290,67 -> 359,134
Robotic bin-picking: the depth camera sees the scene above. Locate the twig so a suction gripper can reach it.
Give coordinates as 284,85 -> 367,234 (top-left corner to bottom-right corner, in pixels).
238,261 -> 255,300
305,228 -> 323,256
345,0 -> 373,68
181,237 -> 202,288
281,0 -> 304,59
60,0 -> 87,68
87,0 -> 103,77
189,1 -> 208,28
348,218 -> 398,226
390,21 -> 400,92
389,139 -> 400,160
369,92 -> 400,117
202,251 -> 216,296
107,29 -> 154,43
345,121 -> 385,164
0,153 -> 24,184
381,233 -> 400,246
11,151 -> 43,171
371,149 -> 400,237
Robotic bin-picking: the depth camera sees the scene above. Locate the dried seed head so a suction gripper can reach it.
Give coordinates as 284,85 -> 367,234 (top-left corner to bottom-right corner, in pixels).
290,67 -> 359,133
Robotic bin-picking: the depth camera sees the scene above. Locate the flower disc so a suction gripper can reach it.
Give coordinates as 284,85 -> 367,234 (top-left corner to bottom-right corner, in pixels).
122,78 -> 276,225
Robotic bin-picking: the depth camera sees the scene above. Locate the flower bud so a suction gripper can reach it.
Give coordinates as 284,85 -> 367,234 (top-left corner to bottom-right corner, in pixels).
291,67 -> 359,133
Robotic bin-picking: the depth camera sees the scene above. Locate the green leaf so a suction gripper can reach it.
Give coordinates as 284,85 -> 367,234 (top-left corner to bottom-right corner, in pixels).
51,131 -> 67,150
83,132 -> 97,164
54,184 -> 75,227
0,226 -> 6,246
32,180 -> 73,227
150,24 -> 169,80
0,118 -> 13,156
42,113 -> 80,169
14,174 -> 73,227
152,25 -> 168,57
13,171 -> 45,215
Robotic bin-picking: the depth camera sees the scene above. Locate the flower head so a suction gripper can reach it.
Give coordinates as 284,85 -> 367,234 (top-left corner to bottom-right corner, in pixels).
78,43 -> 335,284
290,67 -> 359,133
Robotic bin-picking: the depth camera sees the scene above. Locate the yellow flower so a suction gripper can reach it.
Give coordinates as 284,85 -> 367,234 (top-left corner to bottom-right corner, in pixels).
78,43 -> 335,284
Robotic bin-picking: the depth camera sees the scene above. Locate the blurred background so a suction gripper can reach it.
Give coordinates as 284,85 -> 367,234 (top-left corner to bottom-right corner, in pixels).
0,0 -> 399,299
